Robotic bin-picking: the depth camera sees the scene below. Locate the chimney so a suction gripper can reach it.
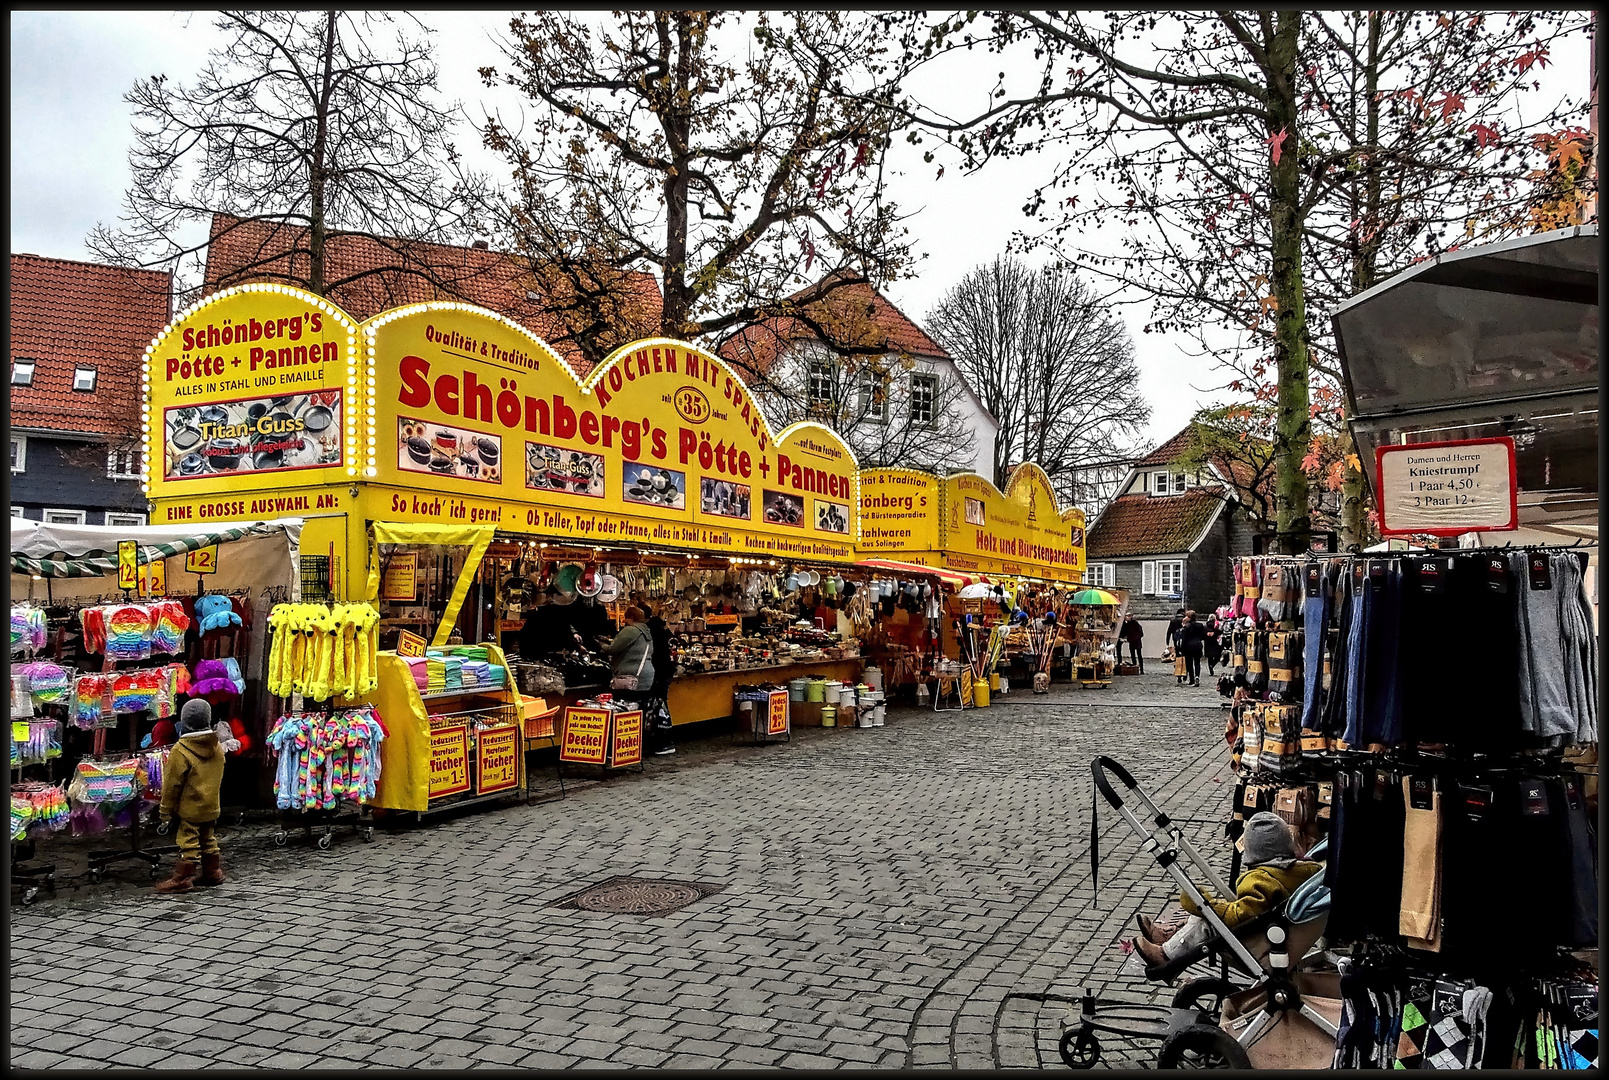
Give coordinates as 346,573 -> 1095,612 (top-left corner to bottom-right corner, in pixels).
471,239 -> 490,250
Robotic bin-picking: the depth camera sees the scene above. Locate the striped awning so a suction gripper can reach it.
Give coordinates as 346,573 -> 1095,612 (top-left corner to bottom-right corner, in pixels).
11,524 -> 270,578
855,558 -> 983,588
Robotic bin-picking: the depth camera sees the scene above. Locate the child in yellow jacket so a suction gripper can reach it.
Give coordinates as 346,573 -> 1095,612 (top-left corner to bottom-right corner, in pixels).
155,699 -> 228,895
1132,812 -> 1320,967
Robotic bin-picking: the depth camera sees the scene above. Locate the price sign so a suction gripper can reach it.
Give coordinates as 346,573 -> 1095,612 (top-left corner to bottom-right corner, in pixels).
428,724 -> 471,799
381,552 -> 418,601
609,709 -> 643,768
475,724 -> 521,794
559,706 -> 610,765
139,558 -> 166,597
117,540 -> 138,590
766,690 -> 790,736
396,629 -> 427,657
1376,437 -> 1518,537
705,613 -> 740,627
185,544 -> 220,575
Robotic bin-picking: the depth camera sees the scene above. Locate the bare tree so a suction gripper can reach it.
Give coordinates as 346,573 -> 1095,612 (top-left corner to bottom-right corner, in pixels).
751,345 -> 978,474
924,257 -> 1150,499
885,10 -> 1590,550
478,10 -> 913,372
87,10 -> 486,303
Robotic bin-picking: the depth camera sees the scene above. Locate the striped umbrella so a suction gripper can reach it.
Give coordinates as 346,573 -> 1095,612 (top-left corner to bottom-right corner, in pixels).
1072,588 -> 1120,606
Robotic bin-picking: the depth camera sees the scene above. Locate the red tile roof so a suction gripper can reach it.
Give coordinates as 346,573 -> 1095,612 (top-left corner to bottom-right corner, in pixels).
201,215 -> 663,374
9,254 -> 171,437
1087,488 -> 1228,559
1136,423 -> 1274,504
715,275 -> 950,375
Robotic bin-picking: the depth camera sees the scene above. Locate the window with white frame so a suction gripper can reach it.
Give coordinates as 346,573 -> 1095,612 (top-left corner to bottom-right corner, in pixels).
73,366 -> 98,391
12,360 -> 35,386
1084,563 -> 1115,587
1141,559 -> 1186,596
11,507 -> 25,518
11,435 -> 26,472
43,509 -> 87,525
859,368 -> 887,420
807,358 -> 835,411
909,373 -> 937,425
105,512 -> 147,527
1152,470 -> 1186,495
108,448 -> 140,480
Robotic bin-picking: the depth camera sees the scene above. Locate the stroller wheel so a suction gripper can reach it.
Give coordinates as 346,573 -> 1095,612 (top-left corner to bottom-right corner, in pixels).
1171,978 -> 1235,1019
1058,1030 -> 1101,1069
1157,1024 -> 1251,1070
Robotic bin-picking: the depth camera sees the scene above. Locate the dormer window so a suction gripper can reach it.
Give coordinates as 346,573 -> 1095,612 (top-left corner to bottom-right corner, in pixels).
1152,470 -> 1187,496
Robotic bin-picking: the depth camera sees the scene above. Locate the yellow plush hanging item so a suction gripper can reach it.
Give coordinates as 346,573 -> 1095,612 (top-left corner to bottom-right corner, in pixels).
328,603 -> 352,700
267,604 -> 294,695
303,604 -> 338,701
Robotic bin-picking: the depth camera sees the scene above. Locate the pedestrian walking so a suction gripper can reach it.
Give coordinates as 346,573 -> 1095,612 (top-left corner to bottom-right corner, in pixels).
644,603 -> 675,757
1166,608 -> 1186,684
1179,609 -> 1206,687
154,699 -> 228,895
1204,614 -> 1224,676
1120,614 -> 1145,673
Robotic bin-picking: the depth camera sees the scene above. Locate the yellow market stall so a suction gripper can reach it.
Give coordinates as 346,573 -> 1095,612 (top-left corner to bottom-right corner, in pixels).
139,286 -> 1094,810
141,289 -> 877,813
857,464 -> 1088,691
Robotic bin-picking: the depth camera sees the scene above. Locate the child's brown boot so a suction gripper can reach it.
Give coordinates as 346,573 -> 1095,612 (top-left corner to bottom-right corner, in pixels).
155,859 -> 197,895
197,853 -> 225,887
1132,934 -> 1167,967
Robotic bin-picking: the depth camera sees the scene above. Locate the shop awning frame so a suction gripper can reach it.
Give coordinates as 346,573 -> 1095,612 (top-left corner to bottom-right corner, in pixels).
9,520 -> 296,578
855,558 -> 985,588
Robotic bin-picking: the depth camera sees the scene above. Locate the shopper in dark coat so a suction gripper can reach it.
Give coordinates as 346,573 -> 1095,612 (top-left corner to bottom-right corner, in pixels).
645,605 -> 675,757
1179,610 -> 1207,686
1120,615 -> 1144,673
1166,608 -> 1186,683
1204,615 -> 1224,676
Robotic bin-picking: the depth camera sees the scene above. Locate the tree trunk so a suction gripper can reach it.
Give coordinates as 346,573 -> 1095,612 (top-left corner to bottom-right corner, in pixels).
659,12 -> 695,338
1266,11 -> 1312,555
1337,12 -> 1384,550
308,10 -> 338,297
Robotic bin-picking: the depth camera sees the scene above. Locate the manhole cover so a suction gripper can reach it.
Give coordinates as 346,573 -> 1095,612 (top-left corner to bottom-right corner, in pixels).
548,876 -> 723,917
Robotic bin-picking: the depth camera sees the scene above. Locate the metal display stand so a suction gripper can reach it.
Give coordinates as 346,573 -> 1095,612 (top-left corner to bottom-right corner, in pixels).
731,689 -> 792,745
417,690 -> 529,819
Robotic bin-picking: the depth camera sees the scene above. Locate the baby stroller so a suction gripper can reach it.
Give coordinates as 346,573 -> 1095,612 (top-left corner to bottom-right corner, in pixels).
1059,756 -> 1340,1069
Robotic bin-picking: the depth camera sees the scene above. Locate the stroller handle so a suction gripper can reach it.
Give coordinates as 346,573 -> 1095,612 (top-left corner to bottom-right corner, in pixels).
1090,756 -> 1139,810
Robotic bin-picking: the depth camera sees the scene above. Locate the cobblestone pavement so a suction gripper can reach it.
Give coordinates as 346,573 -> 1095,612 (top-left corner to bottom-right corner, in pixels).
10,672 -> 1239,1070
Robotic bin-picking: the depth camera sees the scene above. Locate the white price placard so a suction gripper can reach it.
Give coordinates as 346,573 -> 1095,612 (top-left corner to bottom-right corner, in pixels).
1375,437 -> 1517,536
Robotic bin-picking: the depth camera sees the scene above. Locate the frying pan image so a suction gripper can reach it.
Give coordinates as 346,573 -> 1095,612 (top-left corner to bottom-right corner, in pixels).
303,404 -> 334,432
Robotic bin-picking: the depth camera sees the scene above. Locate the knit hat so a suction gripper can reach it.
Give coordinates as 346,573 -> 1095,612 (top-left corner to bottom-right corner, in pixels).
1242,811 -> 1298,867
178,697 -> 213,734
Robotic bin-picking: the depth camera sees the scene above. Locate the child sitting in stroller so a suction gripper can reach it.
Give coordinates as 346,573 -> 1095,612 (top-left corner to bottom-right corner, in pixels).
1131,812 -> 1321,968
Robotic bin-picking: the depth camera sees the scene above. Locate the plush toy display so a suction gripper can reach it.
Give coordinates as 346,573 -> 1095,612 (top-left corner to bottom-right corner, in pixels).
190,658 -> 240,703
195,594 -> 243,634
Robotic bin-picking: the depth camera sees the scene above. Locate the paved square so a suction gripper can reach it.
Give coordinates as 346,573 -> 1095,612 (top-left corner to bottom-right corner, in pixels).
10,674 -> 1237,1069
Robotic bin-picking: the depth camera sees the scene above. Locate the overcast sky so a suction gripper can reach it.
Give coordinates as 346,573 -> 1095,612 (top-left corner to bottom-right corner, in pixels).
9,11 -> 1592,450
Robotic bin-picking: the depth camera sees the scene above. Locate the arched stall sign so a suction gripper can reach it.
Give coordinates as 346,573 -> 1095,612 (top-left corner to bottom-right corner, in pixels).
938,465 -> 1086,583
359,310 -> 861,562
